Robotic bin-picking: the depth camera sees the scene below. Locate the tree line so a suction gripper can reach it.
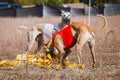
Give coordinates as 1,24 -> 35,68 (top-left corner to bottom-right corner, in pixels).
0,0 -> 120,7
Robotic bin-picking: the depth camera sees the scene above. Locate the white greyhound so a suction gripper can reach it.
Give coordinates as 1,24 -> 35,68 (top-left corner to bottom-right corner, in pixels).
19,11 -> 71,54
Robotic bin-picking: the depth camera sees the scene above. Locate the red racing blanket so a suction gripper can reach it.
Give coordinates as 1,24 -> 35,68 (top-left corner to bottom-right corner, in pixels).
53,25 -> 77,49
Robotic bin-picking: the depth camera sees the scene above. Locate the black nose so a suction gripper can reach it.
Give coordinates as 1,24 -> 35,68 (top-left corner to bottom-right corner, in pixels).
63,19 -> 70,24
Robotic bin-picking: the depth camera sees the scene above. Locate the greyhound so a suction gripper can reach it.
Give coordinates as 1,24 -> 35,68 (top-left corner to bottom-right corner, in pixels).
23,11 -> 71,54
44,15 -> 107,68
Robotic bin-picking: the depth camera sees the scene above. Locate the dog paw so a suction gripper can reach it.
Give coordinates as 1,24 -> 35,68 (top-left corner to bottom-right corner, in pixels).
43,44 -> 50,52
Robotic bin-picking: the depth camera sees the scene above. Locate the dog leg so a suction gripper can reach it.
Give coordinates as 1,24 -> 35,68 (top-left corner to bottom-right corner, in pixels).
59,49 -> 71,67
62,49 -> 71,61
34,34 -> 44,53
76,44 -> 83,64
26,30 -> 33,53
54,35 -> 66,68
88,38 -> 96,68
76,33 -> 89,64
26,27 -> 42,54
55,45 -> 65,67
78,32 -> 96,68
45,37 -> 53,52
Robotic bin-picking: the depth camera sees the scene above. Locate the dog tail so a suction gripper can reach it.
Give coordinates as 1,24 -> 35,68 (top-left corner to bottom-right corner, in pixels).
88,15 -> 107,32
18,25 -> 28,35
18,23 -> 45,35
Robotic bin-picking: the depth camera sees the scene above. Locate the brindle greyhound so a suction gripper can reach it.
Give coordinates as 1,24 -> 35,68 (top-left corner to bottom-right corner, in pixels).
44,15 -> 107,68
23,11 -> 71,54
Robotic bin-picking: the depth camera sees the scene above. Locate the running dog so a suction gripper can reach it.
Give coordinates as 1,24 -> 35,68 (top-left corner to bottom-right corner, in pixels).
22,11 -> 71,54
44,15 -> 107,68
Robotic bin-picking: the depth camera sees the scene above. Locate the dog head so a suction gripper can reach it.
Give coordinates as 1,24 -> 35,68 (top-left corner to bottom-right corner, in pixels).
61,10 -> 71,25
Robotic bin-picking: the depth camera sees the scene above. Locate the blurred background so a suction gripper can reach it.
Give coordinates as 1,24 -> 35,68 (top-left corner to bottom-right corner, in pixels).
0,0 -> 120,17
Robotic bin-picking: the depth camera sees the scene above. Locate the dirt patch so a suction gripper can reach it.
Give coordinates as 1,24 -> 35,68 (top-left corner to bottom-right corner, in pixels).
0,52 -> 120,80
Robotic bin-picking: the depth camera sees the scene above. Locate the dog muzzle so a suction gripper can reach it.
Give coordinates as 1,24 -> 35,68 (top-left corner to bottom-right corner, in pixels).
63,18 -> 70,24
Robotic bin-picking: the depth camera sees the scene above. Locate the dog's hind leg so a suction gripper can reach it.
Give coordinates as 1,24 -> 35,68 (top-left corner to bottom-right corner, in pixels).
25,31 -> 33,53
76,33 -> 89,64
88,37 -> 96,68
54,35 -> 66,68
34,33 -> 44,53
63,49 -> 71,61
76,44 -> 83,64
26,27 -> 42,54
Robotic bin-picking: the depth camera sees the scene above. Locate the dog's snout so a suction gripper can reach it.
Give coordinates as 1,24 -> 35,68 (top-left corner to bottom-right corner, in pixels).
63,19 -> 70,24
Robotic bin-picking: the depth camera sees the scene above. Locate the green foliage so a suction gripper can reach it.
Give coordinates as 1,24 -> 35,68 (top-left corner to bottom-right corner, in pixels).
1,0 -> 120,6
3,0 -> 64,6
18,0 -> 42,5
64,0 -> 80,3
0,0 -> 42,5
91,0 -> 105,8
106,0 -> 120,4
42,0 -> 64,6
81,0 -> 120,8
92,0 -> 120,7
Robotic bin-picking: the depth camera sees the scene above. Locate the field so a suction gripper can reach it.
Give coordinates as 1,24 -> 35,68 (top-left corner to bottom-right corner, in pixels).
0,15 -> 120,80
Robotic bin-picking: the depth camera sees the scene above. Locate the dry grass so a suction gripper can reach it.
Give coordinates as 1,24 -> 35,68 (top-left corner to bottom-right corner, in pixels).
0,15 -> 120,80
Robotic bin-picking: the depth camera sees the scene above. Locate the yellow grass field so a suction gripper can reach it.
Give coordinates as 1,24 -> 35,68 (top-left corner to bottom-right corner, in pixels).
0,15 -> 120,80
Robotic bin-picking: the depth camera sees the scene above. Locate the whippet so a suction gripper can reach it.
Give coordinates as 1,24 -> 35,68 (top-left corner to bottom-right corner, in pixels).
44,15 -> 107,68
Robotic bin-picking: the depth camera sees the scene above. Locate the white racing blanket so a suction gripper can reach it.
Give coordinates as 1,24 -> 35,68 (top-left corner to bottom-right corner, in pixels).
43,24 -> 60,39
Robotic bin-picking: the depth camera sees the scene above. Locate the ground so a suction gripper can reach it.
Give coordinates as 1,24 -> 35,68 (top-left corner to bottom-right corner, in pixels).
0,15 -> 120,80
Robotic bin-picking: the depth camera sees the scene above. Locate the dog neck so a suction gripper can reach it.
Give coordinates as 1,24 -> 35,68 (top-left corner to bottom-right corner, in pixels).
58,23 -> 66,30
58,19 -> 70,30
